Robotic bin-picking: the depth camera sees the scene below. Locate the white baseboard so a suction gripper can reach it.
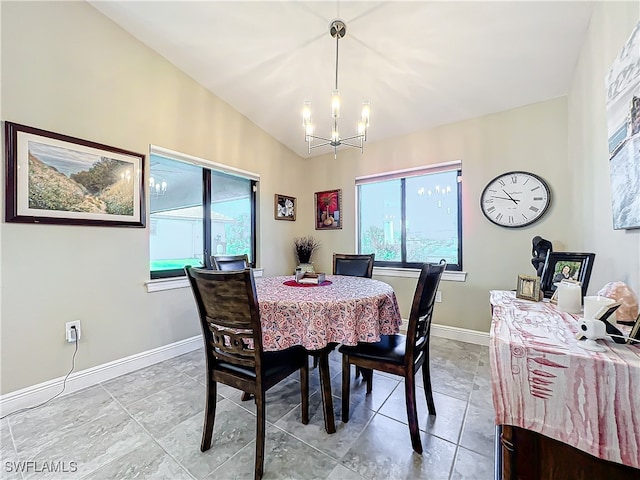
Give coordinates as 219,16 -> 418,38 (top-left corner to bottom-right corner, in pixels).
1,321 -> 489,417
431,323 -> 490,346
401,320 -> 489,346
1,335 -> 202,417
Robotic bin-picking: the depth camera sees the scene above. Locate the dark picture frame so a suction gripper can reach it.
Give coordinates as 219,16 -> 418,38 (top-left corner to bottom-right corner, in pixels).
516,274 -> 541,301
274,193 -> 296,221
315,189 -> 342,230
540,252 -> 596,299
5,122 -> 145,227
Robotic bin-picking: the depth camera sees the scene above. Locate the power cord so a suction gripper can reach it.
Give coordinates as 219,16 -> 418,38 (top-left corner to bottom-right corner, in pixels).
608,334 -> 640,344
0,326 -> 79,420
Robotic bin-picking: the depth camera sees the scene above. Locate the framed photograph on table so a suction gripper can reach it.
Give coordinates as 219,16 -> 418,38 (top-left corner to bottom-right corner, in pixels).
274,194 -> 296,221
315,189 -> 342,230
516,274 -> 541,301
540,252 -> 595,299
4,122 -> 145,227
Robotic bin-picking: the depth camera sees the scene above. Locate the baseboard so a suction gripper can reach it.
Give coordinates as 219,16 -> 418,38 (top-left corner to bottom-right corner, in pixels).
0,335 -> 202,417
431,323 -> 490,346
401,320 -> 490,346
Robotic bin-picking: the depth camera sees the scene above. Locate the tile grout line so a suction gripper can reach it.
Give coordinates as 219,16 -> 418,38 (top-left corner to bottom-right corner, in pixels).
96,383 -> 198,480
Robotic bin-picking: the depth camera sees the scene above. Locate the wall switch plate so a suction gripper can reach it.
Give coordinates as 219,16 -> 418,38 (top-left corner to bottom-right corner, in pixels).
65,321 -> 81,343
435,291 -> 442,303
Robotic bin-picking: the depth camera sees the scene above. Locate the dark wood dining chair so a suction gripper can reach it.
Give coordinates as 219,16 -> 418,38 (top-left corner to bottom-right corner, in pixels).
211,253 -> 249,271
185,266 -> 309,480
333,253 -> 375,278
327,253 -> 376,377
339,260 -> 446,454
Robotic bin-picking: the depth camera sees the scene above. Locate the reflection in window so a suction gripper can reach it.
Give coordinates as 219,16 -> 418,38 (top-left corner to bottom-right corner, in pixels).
149,152 -> 256,279
357,165 -> 462,270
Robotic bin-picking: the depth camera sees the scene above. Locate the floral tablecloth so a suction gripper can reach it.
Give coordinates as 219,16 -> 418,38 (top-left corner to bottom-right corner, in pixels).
256,275 -> 402,352
490,290 -> 640,468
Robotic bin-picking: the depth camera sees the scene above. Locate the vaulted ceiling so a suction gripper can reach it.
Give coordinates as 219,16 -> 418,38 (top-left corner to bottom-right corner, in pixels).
90,1 -> 595,158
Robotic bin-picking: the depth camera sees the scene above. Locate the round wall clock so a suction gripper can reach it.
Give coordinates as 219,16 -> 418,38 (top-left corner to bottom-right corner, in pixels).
480,171 -> 551,228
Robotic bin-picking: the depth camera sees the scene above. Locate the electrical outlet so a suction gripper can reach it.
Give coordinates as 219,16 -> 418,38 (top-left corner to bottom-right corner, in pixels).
65,321 -> 81,343
435,291 -> 442,303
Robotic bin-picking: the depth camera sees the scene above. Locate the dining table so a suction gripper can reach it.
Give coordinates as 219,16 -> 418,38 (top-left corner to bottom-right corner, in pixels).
255,274 -> 403,433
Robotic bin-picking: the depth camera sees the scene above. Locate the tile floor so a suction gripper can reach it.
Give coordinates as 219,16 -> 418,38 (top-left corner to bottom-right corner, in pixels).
1,337 -> 495,480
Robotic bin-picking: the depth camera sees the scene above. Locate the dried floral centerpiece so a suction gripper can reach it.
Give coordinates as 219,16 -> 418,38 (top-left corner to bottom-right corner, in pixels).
294,236 -> 320,272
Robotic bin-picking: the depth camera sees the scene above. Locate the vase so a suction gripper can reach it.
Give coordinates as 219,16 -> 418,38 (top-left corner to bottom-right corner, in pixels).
297,263 -> 315,273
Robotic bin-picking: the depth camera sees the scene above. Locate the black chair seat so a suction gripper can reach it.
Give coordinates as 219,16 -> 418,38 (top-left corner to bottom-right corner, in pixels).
217,346 -> 308,379
339,335 -> 406,365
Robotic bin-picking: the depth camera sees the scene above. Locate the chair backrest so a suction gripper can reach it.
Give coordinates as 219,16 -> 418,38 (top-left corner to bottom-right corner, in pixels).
185,266 -> 263,372
212,254 -> 249,271
333,253 -> 375,278
405,260 -> 446,363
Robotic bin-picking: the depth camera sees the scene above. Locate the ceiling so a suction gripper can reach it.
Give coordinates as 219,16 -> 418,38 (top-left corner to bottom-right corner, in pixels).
89,1 -> 595,158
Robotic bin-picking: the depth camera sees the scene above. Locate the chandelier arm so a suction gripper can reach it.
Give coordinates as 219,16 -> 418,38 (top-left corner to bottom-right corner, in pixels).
339,141 -> 364,148
340,134 -> 365,142
307,134 -> 333,143
309,141 -> 334,150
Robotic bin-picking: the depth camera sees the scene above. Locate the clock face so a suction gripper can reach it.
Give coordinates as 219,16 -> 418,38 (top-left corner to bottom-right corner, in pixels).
480,171 -> 551,228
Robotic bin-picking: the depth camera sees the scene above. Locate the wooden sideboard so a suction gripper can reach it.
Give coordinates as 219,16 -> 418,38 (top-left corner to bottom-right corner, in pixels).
490,291 -> 640,480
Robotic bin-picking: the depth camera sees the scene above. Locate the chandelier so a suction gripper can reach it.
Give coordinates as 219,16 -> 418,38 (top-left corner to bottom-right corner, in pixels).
302,19 -> 370,158
149,177 -> 167,196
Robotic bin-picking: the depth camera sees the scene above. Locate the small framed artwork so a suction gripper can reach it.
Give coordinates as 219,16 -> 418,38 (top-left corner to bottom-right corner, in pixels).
315,189 -> 342,230
274,194 -> 296,221
516,274 -> 541,301
4,122 -> 145,227
540,252 -> 596,299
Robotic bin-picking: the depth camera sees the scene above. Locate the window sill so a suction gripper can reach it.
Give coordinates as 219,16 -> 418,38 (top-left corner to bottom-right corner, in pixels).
373,267 -> 466,282
146,268 -> 264,292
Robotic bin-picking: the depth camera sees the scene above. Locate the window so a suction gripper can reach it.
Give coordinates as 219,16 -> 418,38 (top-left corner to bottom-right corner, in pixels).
356,162 -> 462,271
149,148 -> 258,279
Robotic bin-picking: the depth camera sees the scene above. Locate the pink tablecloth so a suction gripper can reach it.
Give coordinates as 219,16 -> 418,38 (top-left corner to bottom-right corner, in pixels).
490,290 -> 640,468
256,275 -> 402,352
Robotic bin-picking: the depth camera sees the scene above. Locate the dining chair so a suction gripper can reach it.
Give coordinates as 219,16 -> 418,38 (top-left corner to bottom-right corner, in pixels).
339,260 -> 446,454
326,253 -> 376,377
211,253 -> 249,271
185,266 -> 309,480
333,253 -> 375,278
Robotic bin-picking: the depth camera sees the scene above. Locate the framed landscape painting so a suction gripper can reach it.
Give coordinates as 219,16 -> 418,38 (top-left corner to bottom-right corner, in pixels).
4,122 -> 145,227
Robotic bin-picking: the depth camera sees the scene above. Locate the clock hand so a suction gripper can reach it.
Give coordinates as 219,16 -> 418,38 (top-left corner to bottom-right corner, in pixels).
502,189 -> 520,204
491,196 -> 520,201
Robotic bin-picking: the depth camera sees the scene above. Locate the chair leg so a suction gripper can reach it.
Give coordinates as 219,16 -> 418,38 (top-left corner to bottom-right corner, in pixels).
405,372 -> 423,454
200,380 -> 217,452
362,368 -> 373,394
312,355 -> 319,369
300,360 -> 309,425
355,366 -> 361,378
255,389 -> 266,480
341,355 -> 351,422
241,392 -> 253,402
422,359 -> 436,416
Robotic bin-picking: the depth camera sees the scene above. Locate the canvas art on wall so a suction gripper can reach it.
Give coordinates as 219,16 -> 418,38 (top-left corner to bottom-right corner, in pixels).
4,122 -> 146,227
315,189 -> 342,230
605,21 -> 640,230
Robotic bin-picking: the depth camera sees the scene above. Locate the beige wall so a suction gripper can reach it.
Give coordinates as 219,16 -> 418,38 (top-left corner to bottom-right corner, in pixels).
1,1 -> 637,395
0,1 -> 309,394
568,1 -> 640,295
